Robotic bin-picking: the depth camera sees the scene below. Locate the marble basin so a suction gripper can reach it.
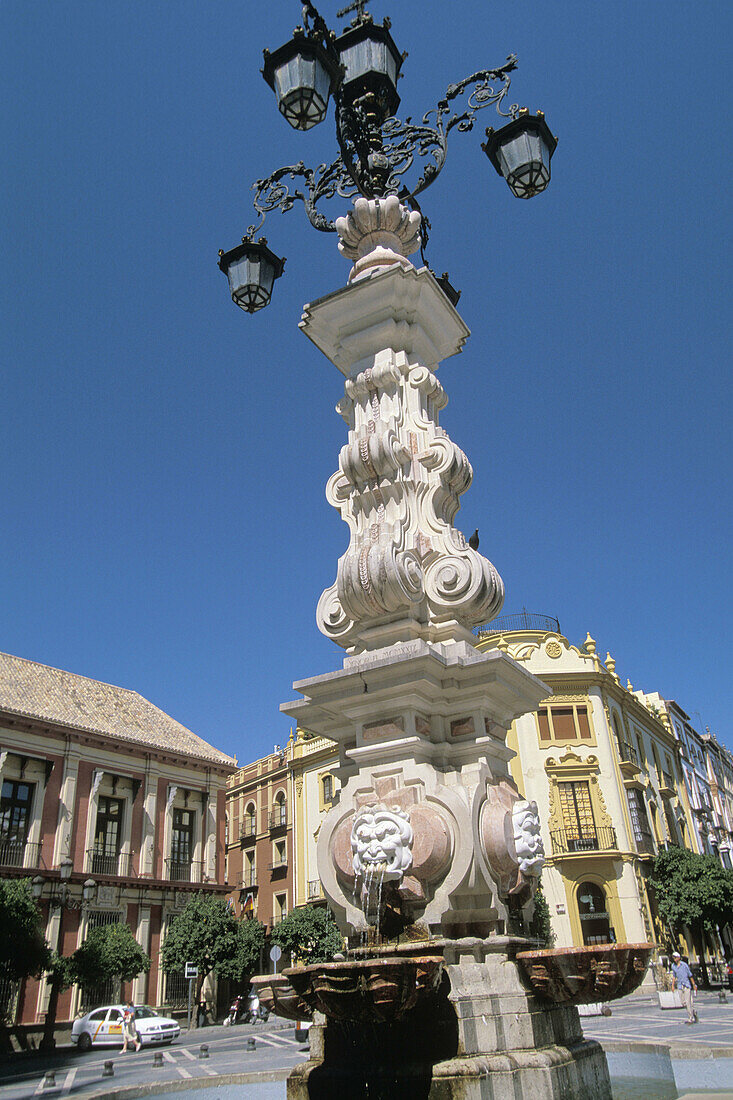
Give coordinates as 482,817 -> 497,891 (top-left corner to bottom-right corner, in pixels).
515,942 -> 653,1004
249,974 -> 313,1022
284,955 -> 443,1023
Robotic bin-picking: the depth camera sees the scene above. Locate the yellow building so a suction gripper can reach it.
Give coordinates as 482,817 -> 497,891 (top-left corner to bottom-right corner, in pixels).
290,730 -> 339,909
475,617 -> 696,954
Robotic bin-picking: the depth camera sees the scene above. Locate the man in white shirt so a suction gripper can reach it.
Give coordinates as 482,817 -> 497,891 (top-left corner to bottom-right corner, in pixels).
671,951 -> 698,1024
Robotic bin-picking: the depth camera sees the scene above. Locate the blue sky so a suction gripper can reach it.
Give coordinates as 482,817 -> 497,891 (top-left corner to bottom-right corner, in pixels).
2,1 -> 731,763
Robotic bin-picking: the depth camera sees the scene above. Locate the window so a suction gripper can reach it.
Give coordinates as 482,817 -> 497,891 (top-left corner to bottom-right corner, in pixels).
243,803 -> 256,837
92,796 -> 124,874
0,780 -> 34,866
271,793 -> 286,827
577,882 -> 613,945
272,839 -> 287,869
274,893 -> 287,925
557,781 -> 597,850
170,809 -> 195,881
537,704 -> 593,744
626,788 -> 654,849
322,775 -> 334,804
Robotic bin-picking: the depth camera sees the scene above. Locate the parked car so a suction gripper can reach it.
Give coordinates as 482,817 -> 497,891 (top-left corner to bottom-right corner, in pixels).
71,1005 -> 180,1051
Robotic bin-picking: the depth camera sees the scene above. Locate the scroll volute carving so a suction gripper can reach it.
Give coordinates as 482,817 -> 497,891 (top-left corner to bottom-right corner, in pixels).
480,780 -> 545,903
331,800 -> 451,903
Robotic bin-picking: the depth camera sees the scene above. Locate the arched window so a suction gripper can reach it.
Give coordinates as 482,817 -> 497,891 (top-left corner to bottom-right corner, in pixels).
577,882 -> 613,945
273,790 -> 286,827
243,802 -> 256,838
322,774 -> 334,804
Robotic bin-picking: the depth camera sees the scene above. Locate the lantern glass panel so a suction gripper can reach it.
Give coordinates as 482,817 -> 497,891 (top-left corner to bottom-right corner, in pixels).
339,38 -> 398,90
226,254 -> 272,314
497,130 -> 553,199
273,52 -> 333,130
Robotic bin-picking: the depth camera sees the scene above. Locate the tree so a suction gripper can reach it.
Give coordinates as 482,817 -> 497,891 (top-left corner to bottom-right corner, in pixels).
0,879 -> 50,985
161,893 -> 241,1001
649,847 -> 733,985
528,882 -> 556,947
270,905 -> 342,965
216,919 -> 266,989
70,922 -> 150,994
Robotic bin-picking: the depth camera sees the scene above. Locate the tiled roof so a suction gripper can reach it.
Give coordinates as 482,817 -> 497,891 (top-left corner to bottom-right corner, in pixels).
0,651 -> 236,767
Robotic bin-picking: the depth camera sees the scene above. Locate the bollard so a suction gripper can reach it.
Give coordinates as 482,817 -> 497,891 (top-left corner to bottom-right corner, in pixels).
247,1037 -> 256,1051
102,1061 -> 114,1078
199,1044 -> 209,1060
153,1051 -> 164,1067
719,990 -> 728,1003
42,1072 -> 56,1089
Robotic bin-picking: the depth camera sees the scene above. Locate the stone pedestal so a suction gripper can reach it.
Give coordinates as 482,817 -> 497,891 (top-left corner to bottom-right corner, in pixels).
287,937 -> 612,1100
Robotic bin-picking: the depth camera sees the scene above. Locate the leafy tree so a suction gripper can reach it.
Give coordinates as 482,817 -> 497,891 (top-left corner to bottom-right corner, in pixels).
270,905 -> 342,965
216,919 -> 266,989
70,922 -> 150,992
0,878 -> 50,983
161,893 -> 240,1001
528,882 -> 556,947
649,847 -> 733,985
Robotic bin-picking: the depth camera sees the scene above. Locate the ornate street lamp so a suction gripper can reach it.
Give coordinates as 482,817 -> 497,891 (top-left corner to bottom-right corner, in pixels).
217,238 -> 286,314
219,0 -> 557,308
482,110 -> 557,199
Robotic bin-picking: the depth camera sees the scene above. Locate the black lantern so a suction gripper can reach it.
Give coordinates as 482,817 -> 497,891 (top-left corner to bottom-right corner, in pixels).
263,30 -> 340,131
334,20 -> 403,122
482,110 -> 557,199
218,238 -> 286,313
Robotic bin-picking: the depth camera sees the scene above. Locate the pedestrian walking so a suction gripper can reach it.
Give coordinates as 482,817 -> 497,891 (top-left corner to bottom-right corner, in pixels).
121,1001 -> 141,1052
671,951 -> 698,1024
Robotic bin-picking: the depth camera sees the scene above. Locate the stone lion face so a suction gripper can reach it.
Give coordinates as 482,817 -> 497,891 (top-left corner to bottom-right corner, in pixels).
512,799 -> 545,877
351,806 -> 413,881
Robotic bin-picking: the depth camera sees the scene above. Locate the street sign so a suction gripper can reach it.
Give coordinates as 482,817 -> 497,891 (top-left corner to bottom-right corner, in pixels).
269,945 -> 282,963
185,962 -> 198,979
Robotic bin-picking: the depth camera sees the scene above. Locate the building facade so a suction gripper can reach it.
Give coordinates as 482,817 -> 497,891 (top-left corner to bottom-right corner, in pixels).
290,732 -> 340,909
474,619 -> 696,956
225,742 -> 293,928
0,651 -> 235,1030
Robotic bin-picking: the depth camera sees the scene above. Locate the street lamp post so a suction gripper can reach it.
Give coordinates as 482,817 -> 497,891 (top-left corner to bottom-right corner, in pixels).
36,861 -> 96,1052
218,0 -> 556,312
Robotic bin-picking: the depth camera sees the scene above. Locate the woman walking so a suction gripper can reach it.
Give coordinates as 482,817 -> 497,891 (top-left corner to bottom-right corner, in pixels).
122,1002 -> 141,1052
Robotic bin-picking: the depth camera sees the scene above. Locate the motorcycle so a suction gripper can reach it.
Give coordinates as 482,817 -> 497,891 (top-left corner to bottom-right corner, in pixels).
243,990 -> 269,1024
225,996 -> 245,1026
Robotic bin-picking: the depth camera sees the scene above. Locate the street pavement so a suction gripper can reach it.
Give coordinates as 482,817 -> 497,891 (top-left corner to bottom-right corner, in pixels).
584,989 -> 733,1050
0,1021 -> 302,1100
2,994 -> 733,1100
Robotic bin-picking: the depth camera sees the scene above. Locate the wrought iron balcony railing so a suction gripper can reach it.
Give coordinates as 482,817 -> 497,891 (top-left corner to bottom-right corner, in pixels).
268,858 -> 288,872
240,870 -> 257,889
88,849 -> 133,877
269,810 -> 287,830
0,838 -> 43,869
241,820 -> 257,841
165,858 -> 205,883
550,827 -> 618,855
634,832 -> 656,855
474,611 -> 560,636
618,742 -> 639,768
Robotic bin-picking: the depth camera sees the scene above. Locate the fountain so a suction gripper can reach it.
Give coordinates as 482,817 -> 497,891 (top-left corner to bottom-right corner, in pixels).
265,198 -> 653,1099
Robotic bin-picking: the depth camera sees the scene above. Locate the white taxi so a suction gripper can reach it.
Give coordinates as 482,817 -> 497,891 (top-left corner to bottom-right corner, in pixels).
71,1004 -> 180,1051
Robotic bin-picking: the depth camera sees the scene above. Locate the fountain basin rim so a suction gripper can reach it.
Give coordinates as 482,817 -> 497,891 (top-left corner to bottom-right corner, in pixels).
515,942 -> 653,960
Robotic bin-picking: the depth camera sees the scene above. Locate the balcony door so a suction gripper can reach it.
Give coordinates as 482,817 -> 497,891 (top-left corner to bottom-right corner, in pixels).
0,780 -> 34,866
171,808 -> 195,881
558,781 -> 597,852
92,796 -> 123,874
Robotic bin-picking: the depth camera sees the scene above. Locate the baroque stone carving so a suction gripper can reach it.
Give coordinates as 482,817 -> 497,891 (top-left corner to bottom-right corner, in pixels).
351,806 -> 413,883
512,799 -> 545,877
313,266 -> 505,653
335,195 -> 422,284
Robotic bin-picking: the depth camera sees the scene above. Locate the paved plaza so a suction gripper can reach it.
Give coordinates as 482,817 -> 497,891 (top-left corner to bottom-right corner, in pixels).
2,995 -> 733,1100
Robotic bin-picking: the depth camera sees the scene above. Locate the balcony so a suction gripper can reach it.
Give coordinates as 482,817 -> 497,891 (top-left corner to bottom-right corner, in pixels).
240,820 -> 257,843
658,771 -> 675,798
308,879 -> 325,901
268,858 -> 288,874
269,810 -> 287,831
0,838 -> 43,869
550,827 -> 618,855
88,849 -> 133,877
474,611 -> 560,637
240,870 -> 257,889
617,742 -> 642,780
165,858 -> 205,883
634,832 -> 656,856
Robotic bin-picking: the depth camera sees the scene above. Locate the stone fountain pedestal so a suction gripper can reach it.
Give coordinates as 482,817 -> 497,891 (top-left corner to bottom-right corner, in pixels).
286,936 -> 611,1100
